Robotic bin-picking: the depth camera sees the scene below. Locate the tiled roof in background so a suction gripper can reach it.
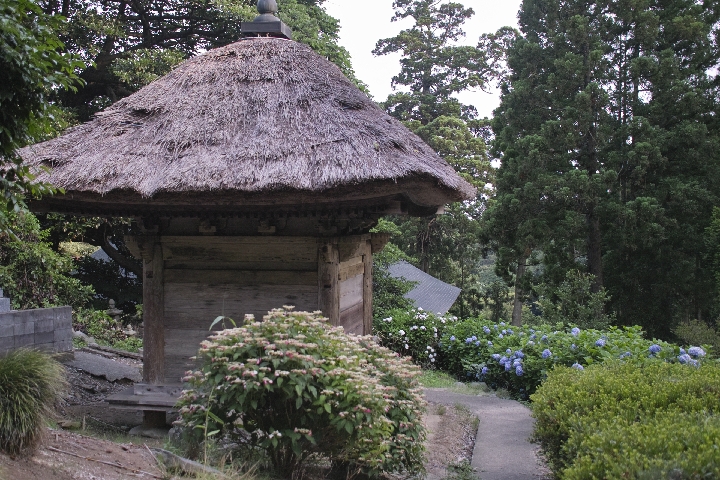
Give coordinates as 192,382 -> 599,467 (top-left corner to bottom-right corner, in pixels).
387,261 -> 461,315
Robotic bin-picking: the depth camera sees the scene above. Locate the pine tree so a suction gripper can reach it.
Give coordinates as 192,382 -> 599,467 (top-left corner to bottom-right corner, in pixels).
486,0 -> 720,334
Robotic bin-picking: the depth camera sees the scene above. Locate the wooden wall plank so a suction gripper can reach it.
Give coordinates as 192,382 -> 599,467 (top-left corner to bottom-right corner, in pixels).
339,256 -> 364,282
164,261 -> 317,271
164,283 -> 318,329
339,303 -> 364,335
318,242 -> 340,326
340,274 -> 363,312
164,269 -> 317,286
363,239 -> 373,335
161,237 -> 318,265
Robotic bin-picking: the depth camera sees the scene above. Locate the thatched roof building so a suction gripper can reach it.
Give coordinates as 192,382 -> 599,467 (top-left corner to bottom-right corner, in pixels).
21,1 -> 476,428
21,39 -> 474,216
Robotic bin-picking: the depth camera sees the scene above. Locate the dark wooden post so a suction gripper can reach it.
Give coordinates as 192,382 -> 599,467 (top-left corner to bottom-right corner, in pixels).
318,240 -> 339,325
142,238 -> 166,427
362,238 -> 373,335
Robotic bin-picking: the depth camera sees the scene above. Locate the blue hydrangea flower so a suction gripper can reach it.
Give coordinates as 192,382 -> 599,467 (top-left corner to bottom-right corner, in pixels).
678,354 -> 691,364
619,351 -> 632,359
527,341 -> 535,346
649,344 -> 661,354
541,335 -> 548,343
483,327 -> 491,334
571,363 -> 584,370
542,349 -> 552,359
472,335 -> 477,341
466,338 -> 472,344
499,356 -> 508,364
500,322 -> 506,326
502,329 -> 507,335
530,328 -> 536,333
595,338 -> 606,347
529,333 -> 537,340
513,359 -> 522,367
498,334 -> 504,339
505,362 -> 512,372
689,359 -> 699,367
515,351 -> 525,358
507,329 -> 514,334
688,346 -> 706,357
475,341 -> 481,346
680,348 -> 686,355
450,336 -> 456,341
487,341 -> 493,347
506,348 -> 512,354
492,354 -> 501,360
481,366 -> 489,376
571,327 -> 580,337
515,364 -> 524,376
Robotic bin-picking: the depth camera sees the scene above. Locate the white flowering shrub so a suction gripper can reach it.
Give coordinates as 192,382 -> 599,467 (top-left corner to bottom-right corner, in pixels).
373,307 -> 457,368
532,362 -> 720,477
175,307 -> 426,479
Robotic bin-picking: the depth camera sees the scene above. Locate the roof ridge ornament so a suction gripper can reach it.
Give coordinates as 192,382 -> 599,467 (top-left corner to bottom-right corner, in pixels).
241,0 -> 292,40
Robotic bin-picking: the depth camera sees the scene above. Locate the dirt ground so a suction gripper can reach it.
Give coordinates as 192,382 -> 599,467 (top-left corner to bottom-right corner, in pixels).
0,362 -> 478,480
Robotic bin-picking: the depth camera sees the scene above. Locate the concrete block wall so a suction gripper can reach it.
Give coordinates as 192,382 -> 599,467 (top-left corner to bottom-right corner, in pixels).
0,306 -> 73,355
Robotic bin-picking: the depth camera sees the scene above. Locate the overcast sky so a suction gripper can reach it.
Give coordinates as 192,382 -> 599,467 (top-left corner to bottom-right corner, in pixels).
324,0 -> 521,118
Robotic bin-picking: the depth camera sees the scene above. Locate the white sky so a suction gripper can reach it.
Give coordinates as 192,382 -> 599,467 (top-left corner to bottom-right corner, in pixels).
324,0 -> 521,118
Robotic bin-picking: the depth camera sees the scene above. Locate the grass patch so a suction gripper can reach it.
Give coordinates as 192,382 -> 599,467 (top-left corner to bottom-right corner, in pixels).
418,370 -> 490,395
0,349 -> 67,455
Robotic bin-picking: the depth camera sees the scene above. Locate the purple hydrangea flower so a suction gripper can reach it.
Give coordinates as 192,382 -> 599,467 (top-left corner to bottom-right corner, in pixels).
515,364 -> 524,376
450,336 -> 456,341
542,349 -> 552,359
678,354 -> 691,364
680,348 -> 686,355
571,344 -> 577,350
481,366 -> 489,376
500,322 -> 506,327
529,333 -> 537,340
541,335 -> 548,343
472,336 -> 477,341
498,334 -> 504,339
475,341 -> 481,346
571,363 -> 584,370
483,327 -> 491,334
515,351 -> 525,358
506,348 -> 512,354
505,362 -> 512,372
619,351 -> 632,359
466,338 -> 472,344
492,353 -> 501,360
502,329 -> 507,335
689,359 -> 699,367
688,346 -> 706,357
488,341 -> 493,347
571,327 -> 581,337
649,344 -> 661,354
595,339 -> 606,347
507,329 -> 514,334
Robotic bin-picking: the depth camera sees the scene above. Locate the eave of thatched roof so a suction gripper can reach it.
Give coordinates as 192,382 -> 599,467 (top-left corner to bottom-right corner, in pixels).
20,38 -> 476,215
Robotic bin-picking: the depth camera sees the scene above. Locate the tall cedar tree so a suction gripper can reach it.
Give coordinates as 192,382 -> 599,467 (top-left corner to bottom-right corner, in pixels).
373,0 -> 509,316
486,0 -> 720,335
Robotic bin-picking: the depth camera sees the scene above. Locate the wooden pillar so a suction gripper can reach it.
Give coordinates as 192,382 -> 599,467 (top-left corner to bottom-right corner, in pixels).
142,239 -> 166,427
318,240 -> 340,325
362,238 -> 373,335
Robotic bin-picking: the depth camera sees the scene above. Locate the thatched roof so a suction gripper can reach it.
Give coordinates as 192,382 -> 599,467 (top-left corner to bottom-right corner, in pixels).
20,37 -> 476,216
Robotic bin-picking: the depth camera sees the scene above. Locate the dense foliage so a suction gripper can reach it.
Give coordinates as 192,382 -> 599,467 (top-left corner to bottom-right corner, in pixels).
176,308 -> 426,479
0,349 -> 67,454
0,0 -> 81,233
485,0 -> 720,336
532,362 -> 720,478
0,213 -> 92,309
374,307 -> 710,399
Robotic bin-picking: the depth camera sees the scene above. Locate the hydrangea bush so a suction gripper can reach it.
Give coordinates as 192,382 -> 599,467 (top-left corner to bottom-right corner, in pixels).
175,307 -> 426,479
440,319 -> 707,398
532,362 -> 720,477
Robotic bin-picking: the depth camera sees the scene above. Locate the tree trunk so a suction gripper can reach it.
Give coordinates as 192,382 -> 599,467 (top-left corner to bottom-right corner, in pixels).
511,256 -> 527,326
587,211 -> 603,293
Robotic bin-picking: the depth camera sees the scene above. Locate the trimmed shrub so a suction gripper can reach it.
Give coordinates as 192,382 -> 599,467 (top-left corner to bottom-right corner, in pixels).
175,307 -> 426,479
0,349 -> 67,455
531,362 -> 720,476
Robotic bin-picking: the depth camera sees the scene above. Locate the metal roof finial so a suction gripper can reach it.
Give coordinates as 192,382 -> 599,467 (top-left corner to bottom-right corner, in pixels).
241,0 -> 292,39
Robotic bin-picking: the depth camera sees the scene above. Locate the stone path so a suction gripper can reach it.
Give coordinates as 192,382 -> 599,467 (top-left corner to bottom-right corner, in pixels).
64,351 -> 142,382
424,389 -> 550,480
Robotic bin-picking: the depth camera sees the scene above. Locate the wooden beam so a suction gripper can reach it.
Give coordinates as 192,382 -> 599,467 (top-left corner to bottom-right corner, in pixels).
142,238 -> 165,384
363,238 -> 373,335
318,241 -> 339,325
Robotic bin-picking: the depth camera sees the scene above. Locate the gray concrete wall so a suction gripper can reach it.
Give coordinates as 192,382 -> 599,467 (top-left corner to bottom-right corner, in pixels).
0,306 -> 73,355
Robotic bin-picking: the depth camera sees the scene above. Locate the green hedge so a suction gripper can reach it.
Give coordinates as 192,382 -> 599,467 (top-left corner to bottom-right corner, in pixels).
531,362 -> 720,478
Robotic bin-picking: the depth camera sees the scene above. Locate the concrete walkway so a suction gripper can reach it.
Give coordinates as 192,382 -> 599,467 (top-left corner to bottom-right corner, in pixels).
424,389 -> 549,480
